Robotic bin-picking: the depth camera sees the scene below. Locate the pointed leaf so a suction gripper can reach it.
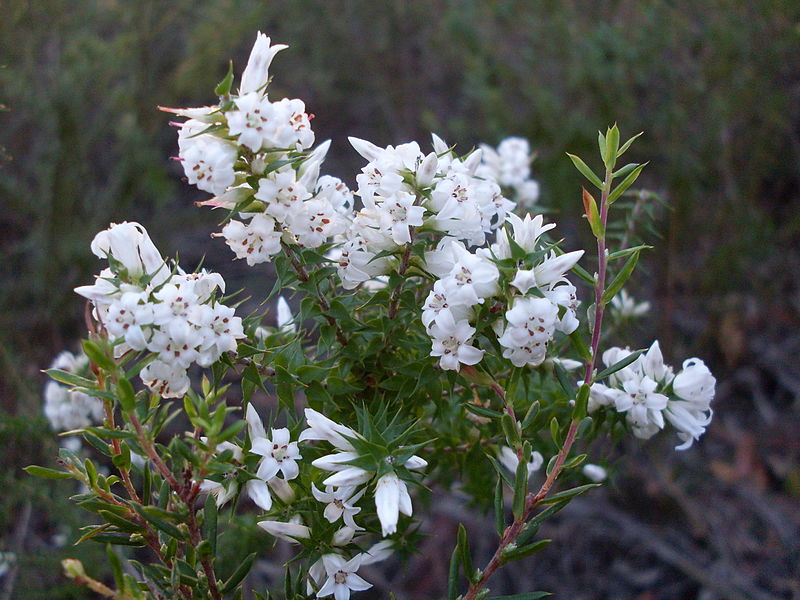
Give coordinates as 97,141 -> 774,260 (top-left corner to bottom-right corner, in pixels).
602,250 -> 641,305
607,162 -> 648,205
566,154 -> 603,189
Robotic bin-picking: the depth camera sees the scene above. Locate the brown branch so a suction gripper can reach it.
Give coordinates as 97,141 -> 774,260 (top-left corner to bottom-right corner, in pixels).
464,163 -> 616,600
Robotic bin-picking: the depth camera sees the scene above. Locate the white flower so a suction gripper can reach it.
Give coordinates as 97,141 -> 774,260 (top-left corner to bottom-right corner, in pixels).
667,357 -> 716,449
316,175 -> 355,214
251,427 -> 302,481
221,214 -> 283,265
428,310 -> 484,371
316,554 -> 372,600
497,297 -> 559,367
239,32 -> 288,96
672,358 -> 715,406
89,222 -> 167,282
180,136 -> 237,197
374,471 -> 413,537
257,519 -> 311,543
43,351 -> 103,433
441,243 -> 499,306
610,289 -> 650,319
357,540 -> 394,566
493,213 -> 555,259
421,280 -> 471,331
140,359 -> 190,398
257,170 -> 312,222
312,484 -> 365,531
606,377 -> 668,439
276,296 -> 296,333
299,408 -> 359,451
498,446 -> 544,476
226,92 -> 278,151
582,464 -> 607,482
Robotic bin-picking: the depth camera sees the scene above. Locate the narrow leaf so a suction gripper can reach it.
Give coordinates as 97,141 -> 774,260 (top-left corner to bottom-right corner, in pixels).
602,250 -> 641,305
595,349 -> 644,381
44,369 -> 96,388
24,465 -> 73,480
220,552 -> 257,594
539,483 -> 600,505
503,539 -> 552,562
494,476 -> 505,536
512,453 -> 528,520
457,525 -> 474,582
566,153 -> 603,189
616,131 -> 643,158
607,162 -> 648,205
447,548 -> 459,600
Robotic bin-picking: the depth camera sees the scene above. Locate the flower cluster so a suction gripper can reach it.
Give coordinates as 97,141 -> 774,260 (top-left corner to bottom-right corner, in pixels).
478,137 -> 540,207
165,32 -> 352,265
423,213 -> 583,371
200,404 -> 300,511
589,341 -> 716,448
299,409 -> 427,537
75,222 -> 245,397
43,351 -> 104,447
335,135 -> 515,289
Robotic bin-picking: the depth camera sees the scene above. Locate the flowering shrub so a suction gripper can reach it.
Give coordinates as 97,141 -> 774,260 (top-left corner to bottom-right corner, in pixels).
30,32 -> 716,600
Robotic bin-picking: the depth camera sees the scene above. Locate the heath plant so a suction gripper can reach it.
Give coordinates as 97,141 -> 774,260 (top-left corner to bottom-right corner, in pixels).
30,32 -> 716,600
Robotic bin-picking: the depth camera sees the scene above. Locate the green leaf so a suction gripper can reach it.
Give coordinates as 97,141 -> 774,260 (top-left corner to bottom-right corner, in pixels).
44,369 -> 96,388
88,533 -> 145,547
512,451 -> 528,520
214,60 -> 234,96
464,402 -> 503,420
503,539 -> 552,562
595,349 -> 644,381
520,401 -> 540,431
553,362 -> 574,400
106,545 -> 125,591
604,124 -> 619,169
566,153 -> 603,189
616,131 -> 643,159
82,339 -> 117,372
597,130 -> 607,165
539,483 -> 600,505
447,547 -> 459,600
220,552 -> 257,594
602,250 -> 641,305
487,455 -> 514,487
607,244 -> 651,262
457,524 -> 474,583
24,465 -> 73,480
562,453 -> 588,470
607,162 -> 648,205
202,494 -> 218,556
133,505 -> 185,540
117,378 -> 136,412
98,510 -> 143,533
489,591 -> 551,600
572,384 -> 590,420
494,476 -> 505,536
612,162 -> 640,179
501,413 -> 521,447
549,417 -> 562,447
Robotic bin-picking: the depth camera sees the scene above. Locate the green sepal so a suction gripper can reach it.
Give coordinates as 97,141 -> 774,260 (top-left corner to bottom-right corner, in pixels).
215,60 -> 234,96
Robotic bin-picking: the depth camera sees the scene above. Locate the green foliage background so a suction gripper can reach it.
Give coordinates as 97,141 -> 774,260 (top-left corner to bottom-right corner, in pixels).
1,1 -> 798,597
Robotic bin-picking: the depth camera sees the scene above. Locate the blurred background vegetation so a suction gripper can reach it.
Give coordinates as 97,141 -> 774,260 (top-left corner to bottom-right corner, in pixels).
1,1 -> 798,598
